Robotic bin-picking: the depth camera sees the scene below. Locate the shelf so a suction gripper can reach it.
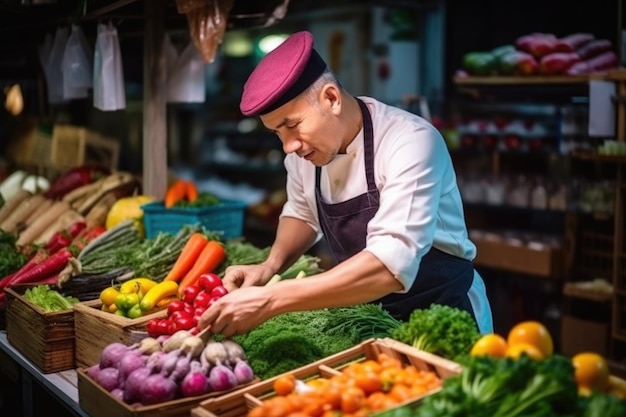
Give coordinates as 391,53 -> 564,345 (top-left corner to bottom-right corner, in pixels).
453,75 -> 591,86
563,282 -> 612,303
473,237 -> 563,278
571,151 -> 626,164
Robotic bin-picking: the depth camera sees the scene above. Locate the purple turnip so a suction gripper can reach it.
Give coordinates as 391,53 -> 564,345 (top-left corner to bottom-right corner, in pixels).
232,359 -> 254,384
95,367 -> 120,392
111,388 -> 125,401
140,373 -> 178,405
118,352 -> 147,388
85,364 -> 101,380
99,342 -> 130,369
123,366 -> 152,404
180,361 -> 211,397
208,364 -> 237,392
169,355 -> 192,382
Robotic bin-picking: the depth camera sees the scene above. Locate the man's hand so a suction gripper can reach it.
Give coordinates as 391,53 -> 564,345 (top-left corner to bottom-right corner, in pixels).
197,285 -> 273,337
221,264 -> 275,293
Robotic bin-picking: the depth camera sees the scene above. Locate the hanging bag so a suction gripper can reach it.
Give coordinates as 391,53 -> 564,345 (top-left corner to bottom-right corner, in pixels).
93,22 -> 126,111
165,34 -> 206,103
62,24 -> 93,99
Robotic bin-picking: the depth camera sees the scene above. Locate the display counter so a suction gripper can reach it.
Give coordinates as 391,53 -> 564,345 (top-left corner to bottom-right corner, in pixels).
0,331 -> 89,417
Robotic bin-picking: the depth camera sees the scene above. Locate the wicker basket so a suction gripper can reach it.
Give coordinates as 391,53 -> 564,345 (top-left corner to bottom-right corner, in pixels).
73,300 -> 167,369
190,338 -> 462,417
142,200 -> 247,240
5,285 -> 76,373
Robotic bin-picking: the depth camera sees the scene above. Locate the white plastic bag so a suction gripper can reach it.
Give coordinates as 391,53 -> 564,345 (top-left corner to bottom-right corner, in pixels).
39,27 -> 69,104
165,34 -> 206,103
93,22 -> 126,111
62,25 -> 93,99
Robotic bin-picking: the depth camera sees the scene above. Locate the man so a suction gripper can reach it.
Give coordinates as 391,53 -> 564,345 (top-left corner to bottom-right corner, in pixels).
198,31 -> 493,336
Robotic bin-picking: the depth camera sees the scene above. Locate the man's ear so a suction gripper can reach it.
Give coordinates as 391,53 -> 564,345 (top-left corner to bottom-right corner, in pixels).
320,84 -> 341,115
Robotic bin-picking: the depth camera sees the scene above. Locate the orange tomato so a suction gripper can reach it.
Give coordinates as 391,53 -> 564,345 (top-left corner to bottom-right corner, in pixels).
505,342 -> 544,360
470,333 -> 509,358
274,374 -> 297,396
572,352 -> 610,392
340,386 -> 366,413
354,371 -> 382,395
507,321 -> 553,357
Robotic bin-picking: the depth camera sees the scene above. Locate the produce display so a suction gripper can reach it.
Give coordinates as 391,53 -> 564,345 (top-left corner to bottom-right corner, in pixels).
84,331 -> 255,405
459,31 -> 619,77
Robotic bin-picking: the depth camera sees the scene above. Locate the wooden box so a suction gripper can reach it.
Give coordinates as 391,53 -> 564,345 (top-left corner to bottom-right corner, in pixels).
77,364 -> 258,417
73,300 -> 167,369
5,286 -> 76,373
190,338 -> 462,417
51,124 -> 120,171
474,237 -> 563,279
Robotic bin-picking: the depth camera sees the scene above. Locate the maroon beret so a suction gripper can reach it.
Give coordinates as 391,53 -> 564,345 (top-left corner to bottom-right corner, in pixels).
240,31 -> 327,116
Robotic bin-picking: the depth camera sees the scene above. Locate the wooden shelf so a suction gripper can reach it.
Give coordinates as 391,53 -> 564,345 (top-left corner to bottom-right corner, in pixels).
453,75 -> 591,86
570,151 -> 626,164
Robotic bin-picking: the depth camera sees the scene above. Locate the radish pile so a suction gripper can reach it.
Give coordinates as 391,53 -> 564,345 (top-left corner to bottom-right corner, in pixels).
85,330 -> 255,406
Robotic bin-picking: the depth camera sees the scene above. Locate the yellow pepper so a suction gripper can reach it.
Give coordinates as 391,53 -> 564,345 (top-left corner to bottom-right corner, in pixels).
139,281 -> 179,312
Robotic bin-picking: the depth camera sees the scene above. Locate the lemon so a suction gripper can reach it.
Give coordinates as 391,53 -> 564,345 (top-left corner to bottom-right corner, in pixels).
105,195 -> 155,237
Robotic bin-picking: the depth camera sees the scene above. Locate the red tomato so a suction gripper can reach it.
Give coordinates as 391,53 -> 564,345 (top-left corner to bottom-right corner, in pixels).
156,318 -> 172,336
183,303 -> 194,316
198,273 -> 222,292
170,310 -> 191,323
210,285 -> 228,298
193,290 -> 212,309
193,306 -> 206,317
182,285 -> 201,305
166,300 -> 186,316
146,318 -> 161,337
207,296 -> 222,308
167,319 -> 177,335
175,316 -> 195,331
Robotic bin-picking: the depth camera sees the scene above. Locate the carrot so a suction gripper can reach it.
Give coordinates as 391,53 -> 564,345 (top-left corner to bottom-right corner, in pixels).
185,180 -> 199,202
163,232 -> 208,283
177,240 -> 226,296
8,247 -> 75,286
165,180 -> 188,208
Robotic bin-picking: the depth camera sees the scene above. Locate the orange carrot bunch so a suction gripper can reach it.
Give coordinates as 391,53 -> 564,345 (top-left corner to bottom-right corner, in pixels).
165,179 -> 199,208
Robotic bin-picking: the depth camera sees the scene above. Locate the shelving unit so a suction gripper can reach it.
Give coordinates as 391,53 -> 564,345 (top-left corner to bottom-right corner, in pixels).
451,71 -> 626,367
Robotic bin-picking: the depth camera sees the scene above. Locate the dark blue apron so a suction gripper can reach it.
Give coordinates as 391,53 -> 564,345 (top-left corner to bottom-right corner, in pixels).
315,98 -> 476,322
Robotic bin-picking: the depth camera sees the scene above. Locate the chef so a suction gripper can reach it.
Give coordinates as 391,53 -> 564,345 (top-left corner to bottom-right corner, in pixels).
198,31 -> 493,336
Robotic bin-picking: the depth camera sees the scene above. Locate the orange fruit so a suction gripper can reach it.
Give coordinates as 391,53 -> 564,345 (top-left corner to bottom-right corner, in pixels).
572,352 -> 610,392
470,333 -> 508,358
273,374 -> 297,396
505,342 -> 545,360
507,321 -> 553,357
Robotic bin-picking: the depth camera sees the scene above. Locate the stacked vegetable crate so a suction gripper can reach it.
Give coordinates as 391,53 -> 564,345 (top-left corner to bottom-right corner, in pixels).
5,285 -> 76,373
73,300 -> 167,369
190,338 -> 462,417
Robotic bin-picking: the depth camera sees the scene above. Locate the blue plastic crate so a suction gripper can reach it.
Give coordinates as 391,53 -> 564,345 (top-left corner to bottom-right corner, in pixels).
141,200 -> 248,240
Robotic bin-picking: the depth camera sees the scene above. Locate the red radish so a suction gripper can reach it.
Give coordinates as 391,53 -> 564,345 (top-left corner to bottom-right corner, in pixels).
210,285 -> 228,298
8,247 -> 74,287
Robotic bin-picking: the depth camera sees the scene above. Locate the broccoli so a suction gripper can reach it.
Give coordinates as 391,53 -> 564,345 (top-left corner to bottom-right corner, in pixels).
390,304 -> 481,361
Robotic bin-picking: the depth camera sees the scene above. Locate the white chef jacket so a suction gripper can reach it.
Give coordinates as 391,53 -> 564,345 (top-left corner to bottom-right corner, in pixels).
280,96 -> 493,333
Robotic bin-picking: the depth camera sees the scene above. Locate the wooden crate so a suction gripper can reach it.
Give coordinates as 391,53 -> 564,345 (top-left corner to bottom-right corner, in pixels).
5,286 -> 76,373
474,237 -> 563,279
51,124 -> 120,171
190,338 -> 462,417
77,366 -> 259,417
73,300 -> 167,369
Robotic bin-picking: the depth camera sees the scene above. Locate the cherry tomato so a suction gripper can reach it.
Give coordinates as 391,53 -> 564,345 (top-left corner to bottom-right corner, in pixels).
166,300 -> 186,316
175,316 -> 195,331
210,285 -> 228,298
170,310 -> 191,323
183,303 -> 194,316
193,306 -> 206,317
146,318 -> 161,337
182,285 -> 201,305
156,318 -> 172,336
167,319 -> 177,335
193,290 -> 213,309
207,295 -> 222,308
198,273 -> 222,292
